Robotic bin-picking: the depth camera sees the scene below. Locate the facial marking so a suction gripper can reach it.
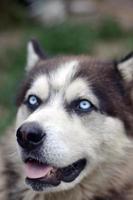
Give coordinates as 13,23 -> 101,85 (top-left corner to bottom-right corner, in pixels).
26,75 -> 49,101
65,78 -> 99,107
50,60 -> 79,90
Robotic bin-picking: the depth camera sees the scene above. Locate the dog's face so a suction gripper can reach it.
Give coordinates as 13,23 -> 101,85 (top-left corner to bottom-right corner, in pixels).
16,40 -> 133,193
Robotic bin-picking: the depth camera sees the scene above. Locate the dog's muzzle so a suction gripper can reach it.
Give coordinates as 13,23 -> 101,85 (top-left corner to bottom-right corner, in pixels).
16,122 -> 87,191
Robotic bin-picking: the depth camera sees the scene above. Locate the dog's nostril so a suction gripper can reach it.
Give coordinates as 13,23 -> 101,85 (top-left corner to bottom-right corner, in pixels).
27,131 -> 45,143
16,122 -> 45,150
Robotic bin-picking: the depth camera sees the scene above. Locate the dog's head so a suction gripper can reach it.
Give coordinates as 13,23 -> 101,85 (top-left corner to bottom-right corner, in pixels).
16,40 -> 133,193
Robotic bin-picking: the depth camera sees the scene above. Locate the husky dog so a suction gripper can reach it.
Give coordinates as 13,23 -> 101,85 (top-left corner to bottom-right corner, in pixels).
0,39 -> 133,200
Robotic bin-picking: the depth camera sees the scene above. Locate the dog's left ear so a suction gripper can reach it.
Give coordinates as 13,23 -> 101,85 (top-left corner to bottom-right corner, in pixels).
117,52 -> 133,82
26,39 -> 47,71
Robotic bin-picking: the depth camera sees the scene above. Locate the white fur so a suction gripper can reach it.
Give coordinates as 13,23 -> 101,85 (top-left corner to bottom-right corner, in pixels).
65,78 -> 99,107
50,60 -> 79,90
118,57 -> 133,82
26,42 -> 39,71
26,75 -> 49,101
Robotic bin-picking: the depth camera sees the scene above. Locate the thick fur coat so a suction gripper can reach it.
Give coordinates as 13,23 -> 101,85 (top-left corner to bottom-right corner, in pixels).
0,40 -> 133,200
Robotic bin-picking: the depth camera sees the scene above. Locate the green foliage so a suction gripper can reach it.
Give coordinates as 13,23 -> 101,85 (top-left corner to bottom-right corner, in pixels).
98,18 -> 124,40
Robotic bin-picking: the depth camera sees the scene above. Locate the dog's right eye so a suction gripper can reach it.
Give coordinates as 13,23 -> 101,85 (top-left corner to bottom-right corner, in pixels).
25,95 -> 42,111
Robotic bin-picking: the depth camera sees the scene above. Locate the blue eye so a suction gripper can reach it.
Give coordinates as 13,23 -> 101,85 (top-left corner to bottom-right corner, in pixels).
26,95 -> 41,111
79,100 -> 91,110
71,99 -> 94,114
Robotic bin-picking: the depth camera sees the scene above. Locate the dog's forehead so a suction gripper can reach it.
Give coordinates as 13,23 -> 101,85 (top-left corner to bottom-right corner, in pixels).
31,56 -> 112,86
24,57 -> 106,105
28,56 -> 109,93
25,59 -> 81,101
17,56 -> 114,105
49,59 -> 79,89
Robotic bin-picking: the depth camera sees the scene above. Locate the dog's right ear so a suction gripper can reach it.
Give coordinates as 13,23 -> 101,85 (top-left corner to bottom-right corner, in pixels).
26,39 -> 47,72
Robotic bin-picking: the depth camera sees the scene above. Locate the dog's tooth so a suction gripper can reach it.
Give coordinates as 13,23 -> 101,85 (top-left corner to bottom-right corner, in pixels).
46,168 -> 56,177
46,170 -> 52,178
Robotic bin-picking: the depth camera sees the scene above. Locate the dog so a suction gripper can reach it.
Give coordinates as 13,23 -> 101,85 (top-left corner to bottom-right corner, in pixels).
0,39 -> 133,200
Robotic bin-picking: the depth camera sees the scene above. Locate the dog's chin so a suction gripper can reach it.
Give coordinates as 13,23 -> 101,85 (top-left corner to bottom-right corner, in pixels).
24,158 -> 87,192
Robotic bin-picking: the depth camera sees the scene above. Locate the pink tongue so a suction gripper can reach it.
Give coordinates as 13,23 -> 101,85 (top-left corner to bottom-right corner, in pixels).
24,162 -> 53,179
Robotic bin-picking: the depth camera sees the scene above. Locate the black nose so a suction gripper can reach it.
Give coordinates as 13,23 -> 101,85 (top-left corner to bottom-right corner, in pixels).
16,122 -> 46,150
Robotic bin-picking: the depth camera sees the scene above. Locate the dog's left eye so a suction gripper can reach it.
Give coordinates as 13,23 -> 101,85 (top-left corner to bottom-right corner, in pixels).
79,100 -> 91,110
70,99 -> 94,113
25,95 -> 42,111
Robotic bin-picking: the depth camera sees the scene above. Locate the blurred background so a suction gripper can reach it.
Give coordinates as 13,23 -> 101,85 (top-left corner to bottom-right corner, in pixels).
1,0 -> 133,134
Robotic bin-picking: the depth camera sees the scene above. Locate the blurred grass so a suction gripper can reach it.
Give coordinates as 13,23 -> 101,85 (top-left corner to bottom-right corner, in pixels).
1,18 -> 133,134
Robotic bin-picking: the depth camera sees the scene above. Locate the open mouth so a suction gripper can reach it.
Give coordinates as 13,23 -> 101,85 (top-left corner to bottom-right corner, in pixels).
24,157 -> 86,190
